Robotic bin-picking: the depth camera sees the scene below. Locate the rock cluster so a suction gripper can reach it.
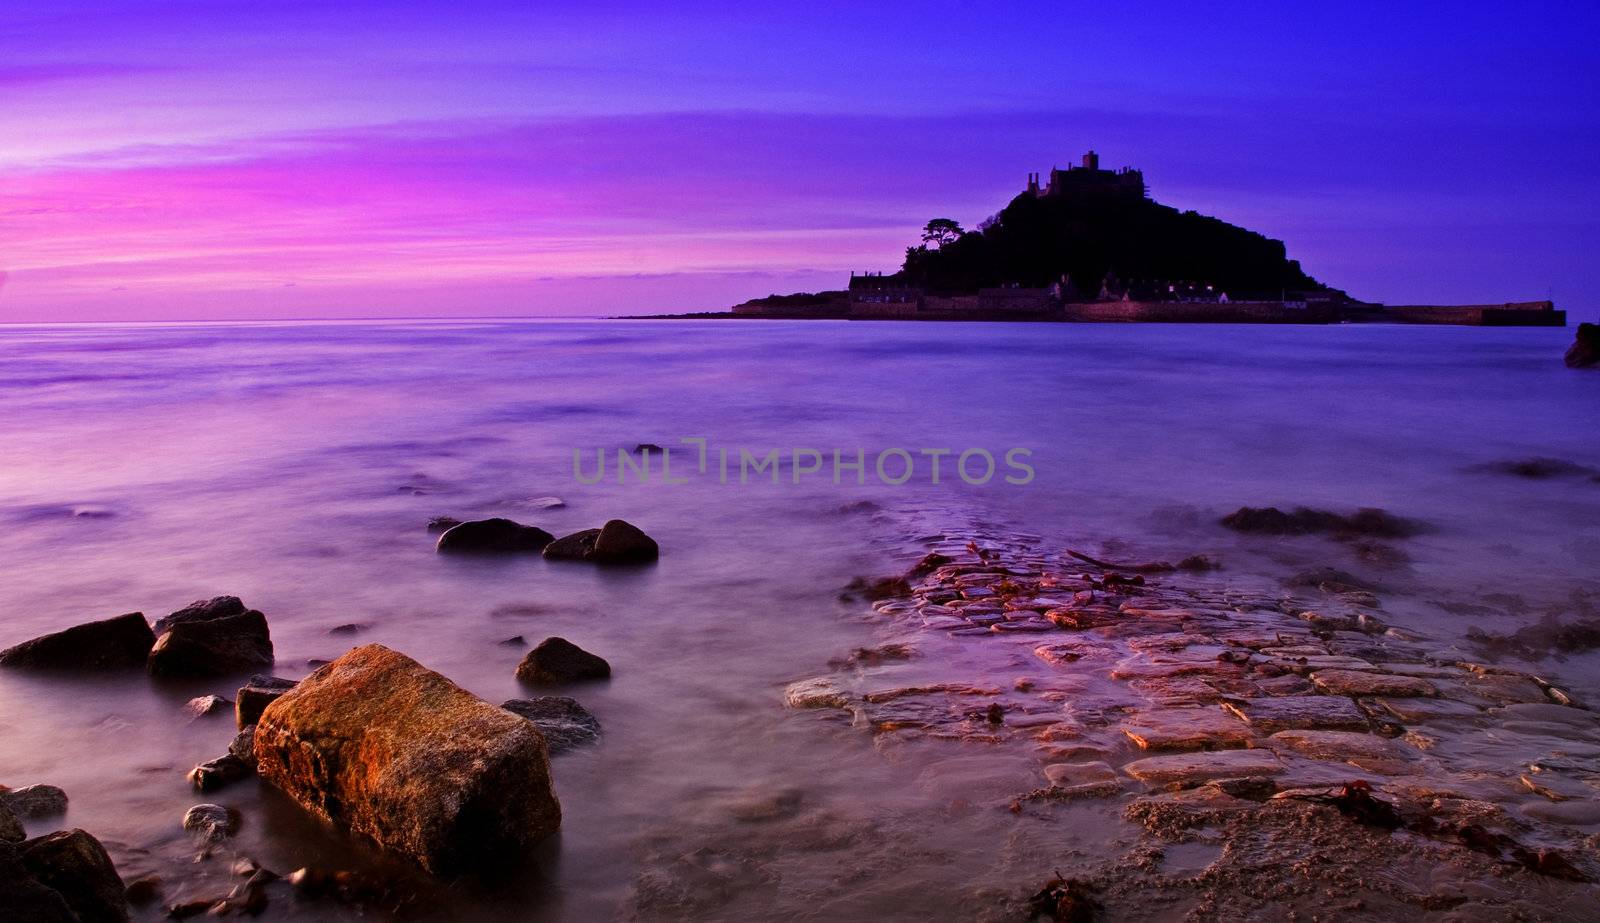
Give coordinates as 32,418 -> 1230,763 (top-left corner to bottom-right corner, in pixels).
785,529 -> 1600,885
542,519 -> 658,564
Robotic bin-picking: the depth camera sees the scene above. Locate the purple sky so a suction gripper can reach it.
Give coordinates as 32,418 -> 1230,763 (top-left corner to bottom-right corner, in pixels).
2,1 -> 1596,321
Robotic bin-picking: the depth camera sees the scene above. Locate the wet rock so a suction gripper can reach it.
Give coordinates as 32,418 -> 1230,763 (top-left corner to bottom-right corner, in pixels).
633,443 -> 664,454
1124,749 -> 1285,786
1310,669 -> 1437,698
327,622 -> 368,636
1120,709 -> 1254,751
1042,761 -> 1124,798
590,519 -> 659,563
147,599 -> 273,677
2,784 -> 69,820
182,804 -> 239,843
16,829 -> 129,923
784,677 -> 851,710
235,675 -> 297,729
187,755 -> 251,792
253,644 -> 561,874
0,613 -> 154,671
542,520 -> 659,564
1564,321 -> 1598,368
0,845 -> 78,922
1286,567 -> 1380,593
1220,696 -> 1371,733
541,528 -> 601,560
498,635 -> 527,647
829,644 -> 914,668
425,516 -> 463,533
1518,772 -> 1595,802
501,697 -> 601,754
184,695 -> 231,719
1372,697 -> 1481,723
1024,875 -> 1100,922
514,637 -> 610,685
436,518 -> 553,554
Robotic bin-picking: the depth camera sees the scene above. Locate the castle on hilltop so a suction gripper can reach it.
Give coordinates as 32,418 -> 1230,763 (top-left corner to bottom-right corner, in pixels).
1026,150 -> 1146,200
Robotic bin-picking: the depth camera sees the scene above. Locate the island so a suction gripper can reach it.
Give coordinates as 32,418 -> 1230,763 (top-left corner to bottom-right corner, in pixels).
697,151 -> 1565,326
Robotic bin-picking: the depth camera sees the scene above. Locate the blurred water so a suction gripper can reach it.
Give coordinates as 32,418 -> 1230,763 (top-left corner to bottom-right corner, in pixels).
0,319 -> 1596,919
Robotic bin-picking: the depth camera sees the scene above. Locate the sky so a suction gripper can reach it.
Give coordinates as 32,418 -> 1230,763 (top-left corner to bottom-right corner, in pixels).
1,1 -> 1597,321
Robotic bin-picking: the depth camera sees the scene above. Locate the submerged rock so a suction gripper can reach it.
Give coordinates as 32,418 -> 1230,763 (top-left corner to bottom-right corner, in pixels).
1220,695 -> 1371,734
0,613 -> 154,671
253,644 -> 561,874
501,696 -> 601,754
17,829 -> 129,923
425,516 -> 463,534
235,674 -> 298,729
1124,749 -> 1285,786
181,804 -> 239,843
783,677 -> 851,710
2,784 -> 69,820
1221,506 -> 1419,539
148,599 -> 273,677
1564,321 -> 1598,368
515,637 -> 610,685
435,518 -> 553,554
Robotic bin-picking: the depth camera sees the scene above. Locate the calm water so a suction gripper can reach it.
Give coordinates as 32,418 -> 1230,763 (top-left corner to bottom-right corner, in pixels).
0,319 -> 1596,920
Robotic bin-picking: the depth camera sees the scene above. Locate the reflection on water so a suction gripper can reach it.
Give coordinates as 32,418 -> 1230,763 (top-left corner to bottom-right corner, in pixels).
0,319 -> 1596,919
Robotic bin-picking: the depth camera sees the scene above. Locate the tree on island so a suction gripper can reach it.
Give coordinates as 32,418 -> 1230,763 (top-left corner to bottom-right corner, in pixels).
919,218 -> 965,249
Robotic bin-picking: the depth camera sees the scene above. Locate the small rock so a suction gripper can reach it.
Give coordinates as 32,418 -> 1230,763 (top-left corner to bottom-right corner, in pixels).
436,518 -> 553,554
542,520 -> 659,564
182,804 -> 239,842
327,623 -> 368,636
187,755 -> 251,792
2,784 -> 69,820
148,600 -> 273,678
541,528 -> 600,560
185,695 -> 232,719
633,443 -> 664,454
0,612 -> 155,671
425,516 -> 463,533
17,828 -> 129,923
501,697 -> 602,754
498,635 -> 527,647
235,675 -> 297,729
515,637 -> 610,685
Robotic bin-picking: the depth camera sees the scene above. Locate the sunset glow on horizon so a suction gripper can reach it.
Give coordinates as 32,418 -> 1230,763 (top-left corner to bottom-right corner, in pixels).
3,1 -> 1597,321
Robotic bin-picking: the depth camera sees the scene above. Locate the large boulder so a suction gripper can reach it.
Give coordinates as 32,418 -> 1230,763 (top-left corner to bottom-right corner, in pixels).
0,844 -> 78,922
515,637 -> 611,685
147,599 -> 273,678
501,697 -> 601,754
16,829 -> 129,923
542,520 -> 658,564
1566,322 -> 1599,368
435,518 -> 553,554
253,644 -> 560,874
0,614 -> 154,671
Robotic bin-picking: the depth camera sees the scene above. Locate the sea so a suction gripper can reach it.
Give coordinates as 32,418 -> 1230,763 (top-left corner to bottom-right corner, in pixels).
0,319 -> 1596,919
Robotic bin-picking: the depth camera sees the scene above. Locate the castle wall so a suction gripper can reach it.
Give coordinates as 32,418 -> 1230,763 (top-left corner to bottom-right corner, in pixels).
1062,301 -> 1337,324
1378,302 -> 1565,327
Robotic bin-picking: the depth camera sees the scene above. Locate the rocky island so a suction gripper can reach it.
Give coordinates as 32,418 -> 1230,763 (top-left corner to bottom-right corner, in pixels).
704,151 -> 1566,327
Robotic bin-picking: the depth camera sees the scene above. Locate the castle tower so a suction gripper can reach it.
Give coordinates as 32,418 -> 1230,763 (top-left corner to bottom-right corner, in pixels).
1082,150 -> 1100,171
